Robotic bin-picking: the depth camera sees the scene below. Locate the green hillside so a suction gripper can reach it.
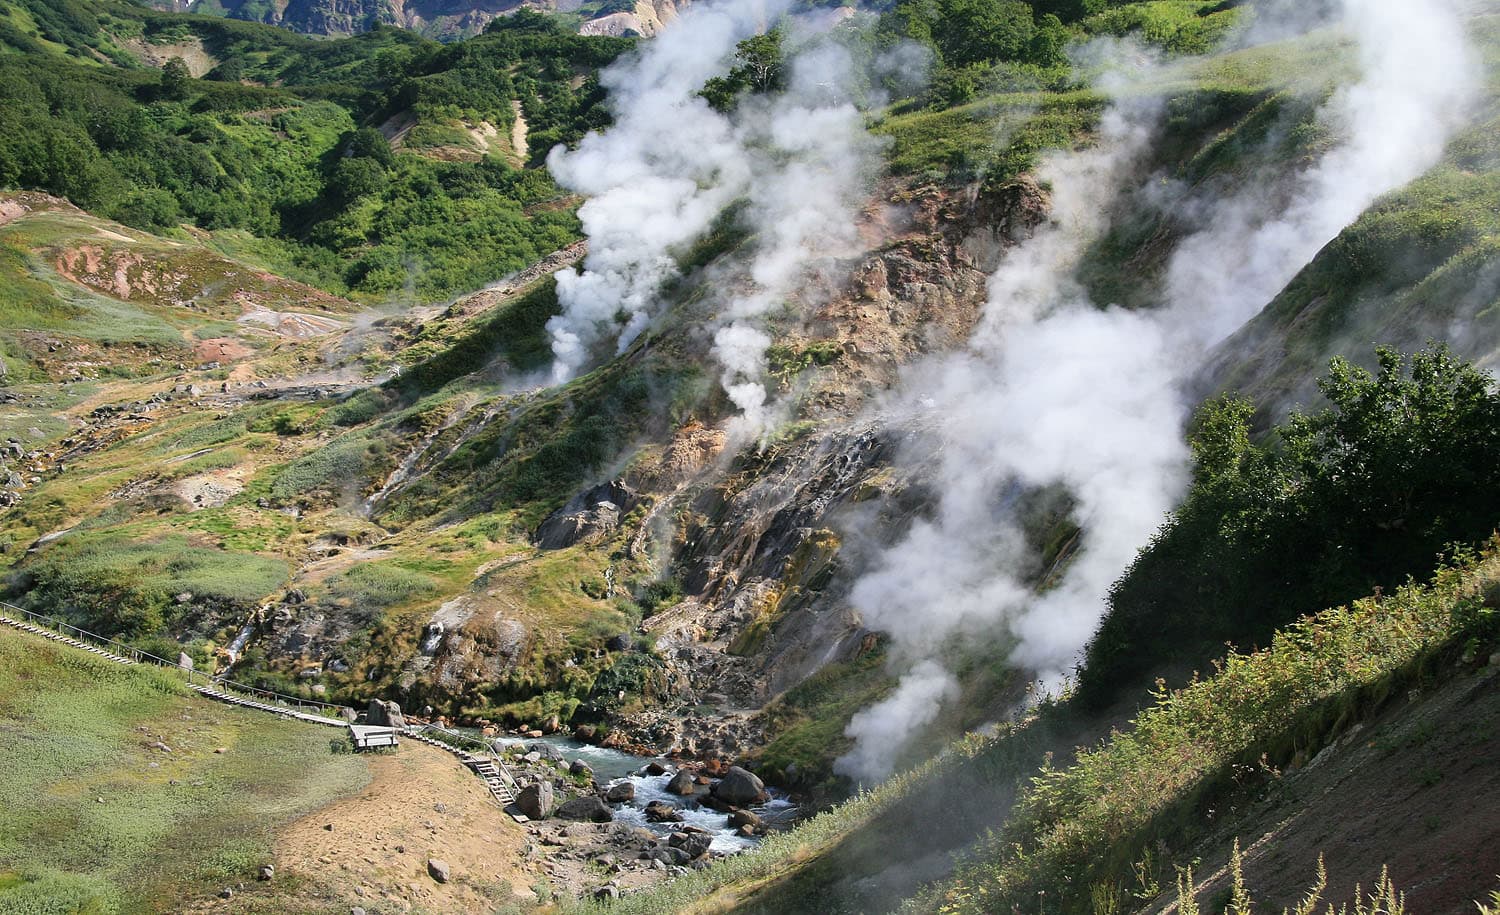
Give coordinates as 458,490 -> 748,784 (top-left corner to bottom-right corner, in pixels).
0,627 -> 368,913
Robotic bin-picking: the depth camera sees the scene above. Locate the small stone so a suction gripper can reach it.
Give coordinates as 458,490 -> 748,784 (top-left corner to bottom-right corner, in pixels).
351,909 -> 367,915
426,858 -> 450,883
324,823 -> 334,831
214,747 -> 227,754
218,888 -> 233,900
257,864 -> 274,881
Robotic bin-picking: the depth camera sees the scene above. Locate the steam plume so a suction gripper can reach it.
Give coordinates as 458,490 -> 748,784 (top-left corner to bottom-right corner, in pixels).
546,0 -> 788,383
547,1 -> 895,419
836,0 -> 1480,784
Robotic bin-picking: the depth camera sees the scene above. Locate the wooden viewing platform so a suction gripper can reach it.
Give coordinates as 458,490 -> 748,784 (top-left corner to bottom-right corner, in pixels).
349,724 -> 400,749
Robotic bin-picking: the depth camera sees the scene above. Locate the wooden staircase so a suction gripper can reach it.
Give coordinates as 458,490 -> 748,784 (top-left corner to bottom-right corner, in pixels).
0,612 -> 137,665
403,727 -> 526,817
188,684 -> 347,728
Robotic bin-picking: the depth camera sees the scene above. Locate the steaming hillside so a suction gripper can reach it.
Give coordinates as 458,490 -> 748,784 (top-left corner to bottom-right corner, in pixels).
3,0 -> 1500,910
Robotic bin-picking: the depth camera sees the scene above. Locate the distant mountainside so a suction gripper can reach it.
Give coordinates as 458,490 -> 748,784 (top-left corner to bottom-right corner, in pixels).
143,0 -> 691,39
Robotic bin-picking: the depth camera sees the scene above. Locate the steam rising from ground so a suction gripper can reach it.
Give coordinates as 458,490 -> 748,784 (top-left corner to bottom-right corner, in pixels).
547,1 -> 895,429
837,0 -> 1480,784
546,0 -> 779,383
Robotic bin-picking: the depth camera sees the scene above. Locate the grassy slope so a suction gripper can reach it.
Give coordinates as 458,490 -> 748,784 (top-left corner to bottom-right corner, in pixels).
0,627 -> 369,914
1204,10 -> 1500,416
596,546 -> 1499,915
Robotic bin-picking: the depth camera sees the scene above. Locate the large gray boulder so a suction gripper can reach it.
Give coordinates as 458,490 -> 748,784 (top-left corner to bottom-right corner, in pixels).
426,859 -> 450,883
557,795 -> 613,823
533,480 -> 639,549
669,830 -> 713,860
530,742 -> 565,762
366,699 -> 405,729
605,782 -> 635,803
711,767 -> 765,806
516,781 -> 555,819
665,769 -> 697,795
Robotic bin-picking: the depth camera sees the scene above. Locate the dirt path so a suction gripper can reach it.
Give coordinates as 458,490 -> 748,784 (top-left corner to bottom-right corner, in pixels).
510,100 -> 529,165
193,742 -> 538,914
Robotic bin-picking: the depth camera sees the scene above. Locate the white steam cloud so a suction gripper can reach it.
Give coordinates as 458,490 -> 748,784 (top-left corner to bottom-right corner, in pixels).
546,0 -> 785,383
837,0 -> 1480,784
713,41 -> 886,438
548,1 -> 897,426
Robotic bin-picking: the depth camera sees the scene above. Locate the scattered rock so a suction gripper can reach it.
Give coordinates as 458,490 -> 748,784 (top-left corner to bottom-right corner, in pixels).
669,830 -> 713,860
644,800 -> 684,823
176,652 -> 194,671
218,888 -> 233,899
351,909 -> 366,915
213,747 -> 227,754
728,809 -> 762,830
569,759 -> 594,780
594,884 -> 620,900
150,741 -> 172,754
644,761 -> 667,776
426,858 -> 450,883
256,864 -> 274,881
516,781 -> 556,819
606,782 -> 635,803
530,742 -> 564,762
605,633 -> 633,652
556,796 -> 613,823
665,769 -> 697,795
649,846 -> 692,867
711,766 -> 766,806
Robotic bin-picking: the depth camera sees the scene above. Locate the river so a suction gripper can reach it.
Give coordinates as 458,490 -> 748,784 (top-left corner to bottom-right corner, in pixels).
490,734 -> 797,853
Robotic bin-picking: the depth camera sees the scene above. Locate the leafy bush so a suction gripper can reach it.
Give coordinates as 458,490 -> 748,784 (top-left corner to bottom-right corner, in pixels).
1081,345 -> 1500,707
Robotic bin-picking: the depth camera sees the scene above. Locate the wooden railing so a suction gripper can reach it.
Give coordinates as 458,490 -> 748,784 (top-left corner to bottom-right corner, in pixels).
0,600 -> 353,721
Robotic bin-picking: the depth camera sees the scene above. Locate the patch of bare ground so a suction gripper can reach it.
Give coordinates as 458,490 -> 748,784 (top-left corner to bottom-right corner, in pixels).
1158,660 -> 1500,914
189,741 -> 537,914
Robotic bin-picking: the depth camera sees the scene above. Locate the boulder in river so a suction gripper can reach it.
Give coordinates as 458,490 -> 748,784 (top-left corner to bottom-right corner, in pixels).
605,782 -> 635,803
728,809 -> 762,830
530,742 -> 565,762
516,781 -> 555,819
711,766 -> 766,806
557,795 -> 613,822
644,800 -> 684,823
665,769 -> 697,795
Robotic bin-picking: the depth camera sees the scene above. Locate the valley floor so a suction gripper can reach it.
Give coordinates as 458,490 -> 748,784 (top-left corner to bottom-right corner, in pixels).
187,742 -> 537,915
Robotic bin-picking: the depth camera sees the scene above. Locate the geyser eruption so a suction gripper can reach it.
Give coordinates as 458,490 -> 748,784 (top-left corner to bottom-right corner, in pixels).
836,0 -> 1480,785
547,1 -> 894,432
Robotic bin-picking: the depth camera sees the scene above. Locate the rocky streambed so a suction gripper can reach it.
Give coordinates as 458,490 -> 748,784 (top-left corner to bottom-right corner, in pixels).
478,734 -> 798,897
493,735 -> 797,853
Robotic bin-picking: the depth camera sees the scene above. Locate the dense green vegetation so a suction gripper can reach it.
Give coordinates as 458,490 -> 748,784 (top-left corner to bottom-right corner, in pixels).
0,1 -> 626,299
10,533 -> 289,640
0,628 -> 367,913
1080,345 -> 1500,707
